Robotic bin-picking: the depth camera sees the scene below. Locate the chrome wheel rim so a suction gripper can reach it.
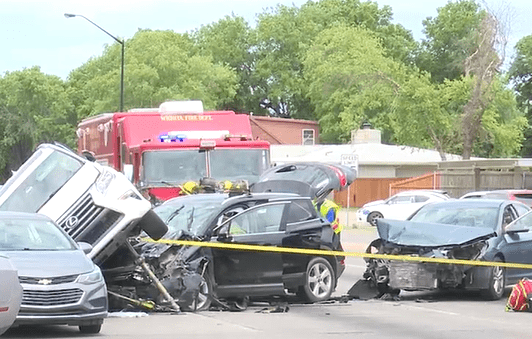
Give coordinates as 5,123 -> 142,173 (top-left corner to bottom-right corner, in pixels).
307,262 -> 332,299
492,266 -> 504,296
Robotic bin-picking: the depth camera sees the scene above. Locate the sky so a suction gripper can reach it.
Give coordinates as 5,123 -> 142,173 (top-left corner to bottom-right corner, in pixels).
1,0 -> 531,80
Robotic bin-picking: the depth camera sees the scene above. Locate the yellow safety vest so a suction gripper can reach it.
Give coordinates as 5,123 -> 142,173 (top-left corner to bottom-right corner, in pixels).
317,199 -> 343,234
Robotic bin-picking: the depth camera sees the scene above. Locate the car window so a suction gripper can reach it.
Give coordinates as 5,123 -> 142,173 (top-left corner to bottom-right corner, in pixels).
509,210 -> 532,230
514,203 -> 530,217
389,196 -> 413,204
228,203 -> 286,235
286,200 -> 316,224
502,206 -> 517,228
414,196 -> 430,203
485,192 -> 507,199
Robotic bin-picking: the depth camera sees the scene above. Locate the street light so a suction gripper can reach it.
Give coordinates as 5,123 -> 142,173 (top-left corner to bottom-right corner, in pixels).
65,13 -> 125,112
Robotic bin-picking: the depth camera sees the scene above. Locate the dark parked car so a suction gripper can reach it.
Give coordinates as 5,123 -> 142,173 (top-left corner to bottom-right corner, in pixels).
362,199 -> 531,300
0,212 -> 107,333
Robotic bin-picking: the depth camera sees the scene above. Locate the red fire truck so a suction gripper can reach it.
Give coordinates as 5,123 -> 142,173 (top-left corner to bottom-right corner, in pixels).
77,101 -> 271,202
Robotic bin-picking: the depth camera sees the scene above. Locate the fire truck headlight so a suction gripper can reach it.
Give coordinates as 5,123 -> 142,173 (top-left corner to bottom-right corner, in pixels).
95,169 -> 115,194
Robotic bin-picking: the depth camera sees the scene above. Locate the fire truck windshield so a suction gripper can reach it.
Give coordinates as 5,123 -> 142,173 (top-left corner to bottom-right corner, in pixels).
141,149 -> 270,186
141,150 -> 208,186
0,149 -> 83,212
210,149 -> 270,183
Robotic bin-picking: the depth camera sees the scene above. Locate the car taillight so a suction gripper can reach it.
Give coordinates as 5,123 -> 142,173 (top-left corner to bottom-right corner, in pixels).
340,259 -> 345,266
0,307 -> 8,312
328,165 -> 347,188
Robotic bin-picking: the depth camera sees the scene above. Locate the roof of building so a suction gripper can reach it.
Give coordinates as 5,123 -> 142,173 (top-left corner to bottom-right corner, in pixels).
271,143 -> 464,166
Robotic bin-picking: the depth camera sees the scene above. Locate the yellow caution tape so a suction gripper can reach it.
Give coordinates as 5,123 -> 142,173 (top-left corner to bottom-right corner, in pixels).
140,238 -> 532,270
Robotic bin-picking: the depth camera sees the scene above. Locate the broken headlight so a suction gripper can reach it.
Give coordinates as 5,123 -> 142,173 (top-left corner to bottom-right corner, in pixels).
449,242 -> 486,260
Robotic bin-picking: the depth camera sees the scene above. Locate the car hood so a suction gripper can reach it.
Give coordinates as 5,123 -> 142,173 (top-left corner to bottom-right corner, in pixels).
253,162 -> 356,200
1,250 -> 94,277
376,219 -> 497,247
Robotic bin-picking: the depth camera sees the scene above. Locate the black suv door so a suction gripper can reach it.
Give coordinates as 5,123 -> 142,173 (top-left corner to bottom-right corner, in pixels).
212,201 -> 289,298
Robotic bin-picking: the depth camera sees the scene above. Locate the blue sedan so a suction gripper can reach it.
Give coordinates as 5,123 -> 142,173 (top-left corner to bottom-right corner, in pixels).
363,199 -> 532,300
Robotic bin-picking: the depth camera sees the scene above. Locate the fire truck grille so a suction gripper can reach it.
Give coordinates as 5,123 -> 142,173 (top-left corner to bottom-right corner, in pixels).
19,275 -> 79,285
57,192 -> 123,244
22,288 -> 83,306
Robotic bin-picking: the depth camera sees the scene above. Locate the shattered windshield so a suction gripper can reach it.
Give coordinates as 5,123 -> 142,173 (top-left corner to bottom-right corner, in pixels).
210,149 -> 269,184
410,205 -> 499,229
141,150 -> 208,186
0,149 -> 83,213
153,197 -> 223,236
0,218 -> 76,251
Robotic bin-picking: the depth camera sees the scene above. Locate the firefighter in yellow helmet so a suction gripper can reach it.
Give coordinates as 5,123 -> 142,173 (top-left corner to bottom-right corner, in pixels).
315,198 -> 343,234
181,181 -> 199,195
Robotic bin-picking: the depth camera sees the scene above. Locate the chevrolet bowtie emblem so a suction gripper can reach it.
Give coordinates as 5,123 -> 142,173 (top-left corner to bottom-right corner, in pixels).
37,279 -> 52,285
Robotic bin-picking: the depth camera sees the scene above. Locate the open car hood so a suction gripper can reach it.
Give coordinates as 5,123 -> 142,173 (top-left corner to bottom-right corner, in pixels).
252,162 -> 356,200
376,219 -> 497,247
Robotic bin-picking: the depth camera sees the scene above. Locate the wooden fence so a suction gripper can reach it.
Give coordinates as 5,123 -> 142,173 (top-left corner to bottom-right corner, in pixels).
333,168 -> 532,208
333,178 -> 403,208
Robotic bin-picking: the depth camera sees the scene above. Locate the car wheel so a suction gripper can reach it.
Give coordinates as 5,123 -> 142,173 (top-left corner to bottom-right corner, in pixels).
137,209 -> 168,240
195,273 -> 212,312
181,272 -> 213,312
482,257 -> 505,300
79,324 -> 102,334
299,257 -> 335,302
367,212 -> 383,227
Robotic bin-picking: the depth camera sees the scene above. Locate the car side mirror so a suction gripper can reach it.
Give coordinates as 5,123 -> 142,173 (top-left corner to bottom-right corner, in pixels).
81,150 -> 96,162
217,232 -> 231,242
77,242 -> 93,254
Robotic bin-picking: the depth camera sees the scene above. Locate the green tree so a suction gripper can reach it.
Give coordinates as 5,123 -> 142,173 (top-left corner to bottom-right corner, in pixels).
417,0 -> 484,83
191,15 -> 264,113
392,74 -> 525,159
508,35 -> 532,156
0,67 -> 75,182
67,29 -> 238,119
254,0 -> 417,120
475,77 -> 527,157
303,25 -> 407,143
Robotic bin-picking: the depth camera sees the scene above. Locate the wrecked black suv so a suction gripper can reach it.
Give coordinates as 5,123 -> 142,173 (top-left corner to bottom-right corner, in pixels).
104,162 -> 354,311
123,191 -> 345,311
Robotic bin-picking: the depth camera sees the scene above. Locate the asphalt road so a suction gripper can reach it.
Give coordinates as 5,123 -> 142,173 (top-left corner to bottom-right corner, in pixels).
4,227 -> 531,339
